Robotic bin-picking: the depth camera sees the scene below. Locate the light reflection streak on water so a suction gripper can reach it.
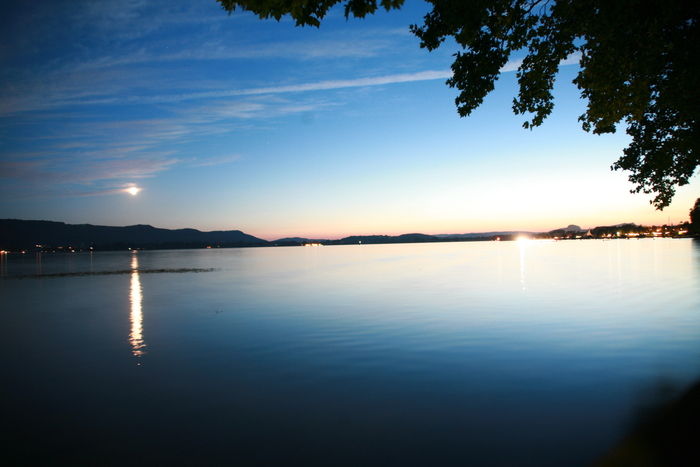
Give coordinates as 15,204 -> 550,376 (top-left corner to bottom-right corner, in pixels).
617,239 -> 622,295
497,240 -> 502,285
129,252 -> 146,357
0,251 -> 6,278
518,238 -> 529,290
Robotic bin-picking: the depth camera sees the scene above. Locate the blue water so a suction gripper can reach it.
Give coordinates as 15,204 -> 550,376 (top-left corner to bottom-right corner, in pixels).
2,239 -> 699,466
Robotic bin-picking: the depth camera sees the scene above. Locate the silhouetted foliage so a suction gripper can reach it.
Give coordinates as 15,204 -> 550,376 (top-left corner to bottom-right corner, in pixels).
590,223 -> 648,237
218,0 -> 699,209
595,378 -> 700,467
691,198 -> 700,234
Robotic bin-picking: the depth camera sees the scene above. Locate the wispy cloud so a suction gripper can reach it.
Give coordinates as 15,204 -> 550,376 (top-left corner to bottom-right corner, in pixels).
0,38 -> 420,117
501,58 -> 523,73
0,153 -> 178,199
0,69 -> 455,117
59,186 -> 143,198
58,36 -> 394,75
499,53 -> 581,73
3,55 -> 575,116
190,154 -> 242,167
68,157 -> 179,182
92,55 -> 579,106
561,51 -> 582,66
0,155 -> 177,183
73,70 -> 453,107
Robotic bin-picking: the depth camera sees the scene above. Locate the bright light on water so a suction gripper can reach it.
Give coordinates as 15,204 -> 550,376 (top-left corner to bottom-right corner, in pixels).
129,254 -> 146,357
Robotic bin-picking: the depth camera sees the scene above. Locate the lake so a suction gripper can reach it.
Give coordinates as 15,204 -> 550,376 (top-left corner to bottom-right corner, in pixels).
2,239 -> 699,466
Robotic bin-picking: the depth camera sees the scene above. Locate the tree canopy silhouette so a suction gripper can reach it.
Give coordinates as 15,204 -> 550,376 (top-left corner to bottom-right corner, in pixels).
218,0 -> 699,209
691,198 -> 700,234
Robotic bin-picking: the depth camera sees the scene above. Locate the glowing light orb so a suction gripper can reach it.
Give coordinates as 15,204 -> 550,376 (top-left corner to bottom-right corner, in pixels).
127,187 -> 140,195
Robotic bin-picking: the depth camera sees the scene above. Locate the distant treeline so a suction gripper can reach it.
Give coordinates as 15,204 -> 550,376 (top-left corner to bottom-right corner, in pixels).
539,222 -> 692,240
332,234 -> 492,245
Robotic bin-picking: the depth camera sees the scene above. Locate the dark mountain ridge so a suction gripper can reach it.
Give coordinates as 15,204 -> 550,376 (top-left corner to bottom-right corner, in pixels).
0,219 -> 268,250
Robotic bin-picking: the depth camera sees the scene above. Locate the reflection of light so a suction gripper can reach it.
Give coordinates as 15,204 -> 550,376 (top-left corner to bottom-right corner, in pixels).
518,238 -> 530,290
129,254 -> 146,357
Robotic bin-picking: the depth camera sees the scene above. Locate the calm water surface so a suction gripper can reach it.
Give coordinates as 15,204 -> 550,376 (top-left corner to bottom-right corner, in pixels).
2,239 -> 699,466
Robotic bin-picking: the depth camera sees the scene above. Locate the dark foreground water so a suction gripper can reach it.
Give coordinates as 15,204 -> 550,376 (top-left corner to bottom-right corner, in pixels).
2,239 -> 699,466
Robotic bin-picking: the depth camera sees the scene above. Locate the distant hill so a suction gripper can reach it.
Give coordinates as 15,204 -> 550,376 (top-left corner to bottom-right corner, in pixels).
434,231 -> 535,239
0,219 -> 268,250
337,233 -> 437,244
560,225 -> 582,232
275,232 -> 533,245
272,237 -> 330,244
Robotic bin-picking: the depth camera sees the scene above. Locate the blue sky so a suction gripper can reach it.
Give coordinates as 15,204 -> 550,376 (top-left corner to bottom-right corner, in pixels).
1,0 -> 697,240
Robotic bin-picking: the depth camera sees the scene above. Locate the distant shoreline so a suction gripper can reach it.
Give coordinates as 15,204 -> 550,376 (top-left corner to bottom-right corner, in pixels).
1,218 -> 695,253
1,234 -> 695,256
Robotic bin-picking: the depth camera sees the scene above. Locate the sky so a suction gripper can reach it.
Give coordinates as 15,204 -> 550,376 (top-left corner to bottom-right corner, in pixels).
1,0 -> 698,240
